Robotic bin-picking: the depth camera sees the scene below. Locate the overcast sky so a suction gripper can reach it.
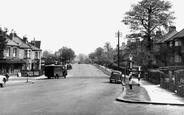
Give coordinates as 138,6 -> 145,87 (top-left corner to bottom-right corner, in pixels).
0,0 -> 183,55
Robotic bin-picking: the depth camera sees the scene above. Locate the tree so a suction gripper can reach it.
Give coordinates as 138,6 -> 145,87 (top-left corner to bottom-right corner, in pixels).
88,52 -> 96,63
104,42 -> 112,52
78,53 -> 87,63
122,0 -> 175,50
42,50 -> 56,65
0,27 -> 8,57
42,50 -> 53,58
57,47 -> 75,64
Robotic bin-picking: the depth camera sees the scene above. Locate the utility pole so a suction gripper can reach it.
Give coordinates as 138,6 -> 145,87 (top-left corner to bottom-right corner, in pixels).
115,31 -> 121,71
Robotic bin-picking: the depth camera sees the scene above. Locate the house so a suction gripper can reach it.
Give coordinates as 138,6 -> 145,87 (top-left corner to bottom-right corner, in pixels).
0,37 -> 26,75
165,28 -> 184,66
0,32 -> 42,75
153,26 -> 178,66
28,41 -> 42,70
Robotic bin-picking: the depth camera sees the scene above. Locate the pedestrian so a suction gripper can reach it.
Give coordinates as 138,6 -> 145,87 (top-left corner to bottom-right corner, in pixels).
4,73 -> 10,81
129,73 -> 133,89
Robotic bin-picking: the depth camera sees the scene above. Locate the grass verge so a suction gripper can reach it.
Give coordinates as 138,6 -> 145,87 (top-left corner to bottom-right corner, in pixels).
123,80 -> 151,102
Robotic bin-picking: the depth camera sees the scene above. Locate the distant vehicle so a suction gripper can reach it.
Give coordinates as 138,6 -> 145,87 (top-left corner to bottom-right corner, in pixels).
66,64 -> 72,70
45,65 -> 67,79
0,75 -> 7,87
109,71 -> 122,83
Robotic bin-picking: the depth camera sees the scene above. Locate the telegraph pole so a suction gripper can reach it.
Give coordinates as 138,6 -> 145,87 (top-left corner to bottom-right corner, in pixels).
115,31 -> 121,71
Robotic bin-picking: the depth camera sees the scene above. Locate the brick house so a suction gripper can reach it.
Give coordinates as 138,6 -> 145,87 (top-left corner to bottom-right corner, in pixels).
154,26 -> 184,66
0,37 -> 26,74
0,32 -> 42,75
153,26 -> 178,66
165,28 -> 184,66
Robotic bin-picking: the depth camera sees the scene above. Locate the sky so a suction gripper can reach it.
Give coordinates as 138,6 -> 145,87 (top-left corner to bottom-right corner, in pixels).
0,0 -> 183,55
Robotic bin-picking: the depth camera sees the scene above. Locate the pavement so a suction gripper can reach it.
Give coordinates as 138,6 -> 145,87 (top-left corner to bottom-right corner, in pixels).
116,77 -> 184,106
4,75 -> 47,86
98,65 -> 184,106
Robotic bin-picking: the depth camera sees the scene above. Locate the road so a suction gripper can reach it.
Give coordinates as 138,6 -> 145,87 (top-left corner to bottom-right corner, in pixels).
0,64 -> 184,115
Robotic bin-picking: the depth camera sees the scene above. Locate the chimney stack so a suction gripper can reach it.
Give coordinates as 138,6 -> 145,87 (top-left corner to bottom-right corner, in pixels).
23,36 -> 28,43
9,29 -> 14,40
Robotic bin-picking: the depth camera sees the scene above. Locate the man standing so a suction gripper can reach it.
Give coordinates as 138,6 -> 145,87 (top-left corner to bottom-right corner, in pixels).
129,73 -> 133,89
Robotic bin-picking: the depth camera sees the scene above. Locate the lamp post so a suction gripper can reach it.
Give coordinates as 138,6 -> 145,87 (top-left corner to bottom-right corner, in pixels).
115,31 -> 122,71
129,53 -> 133,74
129,53 -> 133,89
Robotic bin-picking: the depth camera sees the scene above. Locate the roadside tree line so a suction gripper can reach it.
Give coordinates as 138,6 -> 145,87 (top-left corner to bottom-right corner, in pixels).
89,0 -> 176,70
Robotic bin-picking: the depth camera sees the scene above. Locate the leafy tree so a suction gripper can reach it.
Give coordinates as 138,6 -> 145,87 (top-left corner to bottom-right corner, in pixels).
42,50 -> 53,58
104,42 -> 112,52
94,47 -> 104,64
0,27 -> 8,57
122,0 -> 175,50
103,42 -> 114,63
88,52 -> 96,63
57,47 -> 75,64
78,53 -> 87,63
42,50 -> 56,65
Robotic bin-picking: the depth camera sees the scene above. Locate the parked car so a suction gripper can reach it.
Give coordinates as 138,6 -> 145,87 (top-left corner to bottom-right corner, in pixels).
45,65 -> 67,79
66,64 -> 72,70
0,75 -> 7,87
109,71 -> 122,83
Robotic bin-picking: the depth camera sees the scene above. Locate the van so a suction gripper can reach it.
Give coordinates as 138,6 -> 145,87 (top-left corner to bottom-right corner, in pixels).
45,65 -> 67,79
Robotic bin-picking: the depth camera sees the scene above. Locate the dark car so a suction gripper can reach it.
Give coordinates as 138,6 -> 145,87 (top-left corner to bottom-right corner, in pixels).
109,71 -> 122,83
66,64 -> 72,70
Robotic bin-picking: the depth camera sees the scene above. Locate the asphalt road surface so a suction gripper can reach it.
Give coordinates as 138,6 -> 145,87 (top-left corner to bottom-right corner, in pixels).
0,64 -> 184,115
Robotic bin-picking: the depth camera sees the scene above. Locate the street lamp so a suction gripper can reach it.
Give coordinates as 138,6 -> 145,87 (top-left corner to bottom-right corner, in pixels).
129,53 -> 133,89
129,53 -> 133,74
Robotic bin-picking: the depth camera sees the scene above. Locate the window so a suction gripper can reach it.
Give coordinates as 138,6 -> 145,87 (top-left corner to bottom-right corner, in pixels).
175,40 -> 181,46
24,50 -> 31,58
35,52 -> 38,59
28,50 -> 31,58
13,48 -> 17,57
174,53 -> 181,62
24,50 -> 27,58
6,47 -> 10,57
169,41 -> 173,47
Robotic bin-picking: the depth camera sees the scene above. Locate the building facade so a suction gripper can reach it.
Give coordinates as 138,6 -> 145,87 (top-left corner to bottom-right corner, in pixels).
0,32 -> 42,75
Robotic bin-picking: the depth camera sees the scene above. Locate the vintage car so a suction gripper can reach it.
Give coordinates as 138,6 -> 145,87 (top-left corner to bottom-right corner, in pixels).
109,71 -> 122,83
45,65 -> 67,79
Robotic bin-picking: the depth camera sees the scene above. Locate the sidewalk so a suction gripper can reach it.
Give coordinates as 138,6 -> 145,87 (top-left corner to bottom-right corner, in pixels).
5,75 -> 47,86
97,66 -> 184,106
119,77 -> 184,106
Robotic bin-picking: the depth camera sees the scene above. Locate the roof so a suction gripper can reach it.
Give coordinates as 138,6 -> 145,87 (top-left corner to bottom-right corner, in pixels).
28,43 -> 42,51
6,38 -> 19,46
156,30 -> 178,43
12,36 -> 31,49
168,28 -> 184,41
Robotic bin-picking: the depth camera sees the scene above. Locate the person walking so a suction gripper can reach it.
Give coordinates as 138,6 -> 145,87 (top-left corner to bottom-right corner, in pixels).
129,73 -> 133,89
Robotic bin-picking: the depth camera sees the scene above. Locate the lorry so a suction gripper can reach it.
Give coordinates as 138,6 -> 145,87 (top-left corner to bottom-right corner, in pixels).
45,65 -> 67,79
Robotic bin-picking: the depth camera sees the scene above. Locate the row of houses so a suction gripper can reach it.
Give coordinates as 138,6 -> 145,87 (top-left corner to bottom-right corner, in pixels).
0,32 -> 42,75
119,26 -> 184,67
154,26 -> 184,66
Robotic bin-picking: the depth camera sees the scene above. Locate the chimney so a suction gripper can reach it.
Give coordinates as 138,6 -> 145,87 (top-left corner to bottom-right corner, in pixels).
9,29 -> 14,40
169,26 -> 176,32
23,36 -> 28,43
